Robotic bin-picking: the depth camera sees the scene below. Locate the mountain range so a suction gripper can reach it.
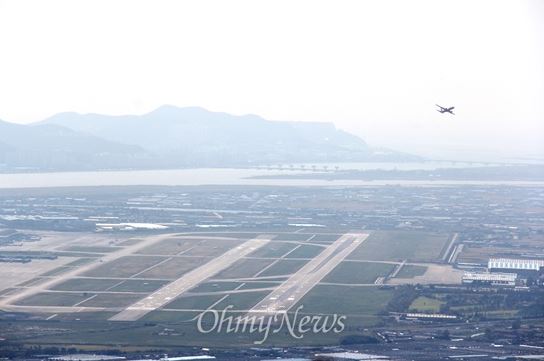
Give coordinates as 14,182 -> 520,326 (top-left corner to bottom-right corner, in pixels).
0,105 -> 420,171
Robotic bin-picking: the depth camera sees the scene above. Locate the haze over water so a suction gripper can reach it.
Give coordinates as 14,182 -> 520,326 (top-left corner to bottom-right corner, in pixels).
1,165 -> 543,189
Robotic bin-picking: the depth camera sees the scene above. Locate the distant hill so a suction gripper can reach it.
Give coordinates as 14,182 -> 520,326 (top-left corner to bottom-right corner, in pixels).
0,120 -> 148,171
1,106 -> 420,171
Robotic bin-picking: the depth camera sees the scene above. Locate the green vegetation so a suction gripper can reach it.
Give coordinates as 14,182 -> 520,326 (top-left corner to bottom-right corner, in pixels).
214,258 -> 275,279
239,281 -> 281,290
116,238 -> 143,246
79,293 -> 145,307
309,234 -> 342,243
213,290 -> 270,311
62,246 -> 120,253
137,256 -> 209,279
258,259 -> 308,277
272,233 -> 316,241
50,278 -> 120,292
82,256 -> 166,278
348,231 -> 450,262
15,292 -> 91,307
294,285 -> 393,315
141,310 -> 201,323
164,294 -> 225,310
108,279 -> 170,292
15,278 -> 47,287
396,265 -> 428,278
188,281 -> 242,293
135,238 -> 199,255
385,285 -> 418,312
182,239 -> 242,257
284,244 -> 324,259
248,242 -> 298,258
322,261 -> 395,284
40,266 -> 74,277
64,258 -> 94,267
409,296 -> 445,312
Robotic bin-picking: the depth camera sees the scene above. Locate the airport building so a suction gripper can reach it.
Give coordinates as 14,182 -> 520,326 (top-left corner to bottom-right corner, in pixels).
462,271 -> 517,286
488,258 -> 544,274
405,313 -> 458,320
49,355 -> 126,361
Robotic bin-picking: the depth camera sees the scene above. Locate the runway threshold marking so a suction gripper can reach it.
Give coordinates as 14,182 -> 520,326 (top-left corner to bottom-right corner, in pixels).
109,234 -> 274,321
247,233 -> 369,316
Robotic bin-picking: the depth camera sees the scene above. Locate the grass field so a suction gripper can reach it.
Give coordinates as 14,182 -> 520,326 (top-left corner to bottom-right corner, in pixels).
348,231 -> 450,262
284,244 -> 324,259
79,293 -> 145,308
16,277 -> 49,287
40,266 -> 76,277
62,246 -> 121,253
189,281 -> 243,293
239,281 -> 282,290
82,256 -> 166,278
15,292 -> 92,307
182,239 -> 243,257
108,279 -> 170,292
258,259 -> 308,277
322,261 -> 395,284
212,290 -> 270,311
409,296 -> 445,312
50,278 -> 121,292
3,230 -> 464,349
247,242 -> 298,258
309,234 -> 342,243
164,294 -> 225,310
294,285 -> 393,316
135,238 -> 201,255
64,258 -> 94,267
396,265 -> 428,278
272,233 -> 316,241
137,256 -> 209,279
116,238 -> 143,246
214,258 -> 276,279
141,310 -> 201,323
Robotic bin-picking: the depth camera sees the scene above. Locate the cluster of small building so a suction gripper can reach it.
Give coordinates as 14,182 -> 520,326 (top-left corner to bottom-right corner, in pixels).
462,258 -> 544,287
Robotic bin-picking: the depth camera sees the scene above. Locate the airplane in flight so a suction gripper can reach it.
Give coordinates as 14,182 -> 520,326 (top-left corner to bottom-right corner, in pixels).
436,104 -> 455,115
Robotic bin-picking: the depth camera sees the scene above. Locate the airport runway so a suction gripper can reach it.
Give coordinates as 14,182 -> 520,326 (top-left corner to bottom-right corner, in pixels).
0,233 -> 178,310
109,234 -> 273,321
247,233 -> 368,315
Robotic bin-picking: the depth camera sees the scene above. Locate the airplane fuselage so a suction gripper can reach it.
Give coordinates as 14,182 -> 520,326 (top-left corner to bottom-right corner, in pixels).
436,104 -> 455,115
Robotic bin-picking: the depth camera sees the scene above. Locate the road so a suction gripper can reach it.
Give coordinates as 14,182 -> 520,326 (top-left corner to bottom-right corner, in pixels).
442,232 -> 459,263
247,233 -> 368,315
109,234 -> 273,321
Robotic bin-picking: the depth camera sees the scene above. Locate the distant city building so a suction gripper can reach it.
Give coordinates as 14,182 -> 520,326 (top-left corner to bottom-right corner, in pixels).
488,258 -> 544,274
462,271 -> 517,286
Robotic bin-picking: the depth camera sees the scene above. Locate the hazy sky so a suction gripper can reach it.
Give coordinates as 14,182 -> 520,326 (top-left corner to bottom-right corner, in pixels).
0,0 -> 542,160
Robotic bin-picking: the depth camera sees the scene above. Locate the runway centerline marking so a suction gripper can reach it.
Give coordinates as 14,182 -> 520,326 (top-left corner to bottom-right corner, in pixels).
247,233 -> 369,316
109,234 -> 274,321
